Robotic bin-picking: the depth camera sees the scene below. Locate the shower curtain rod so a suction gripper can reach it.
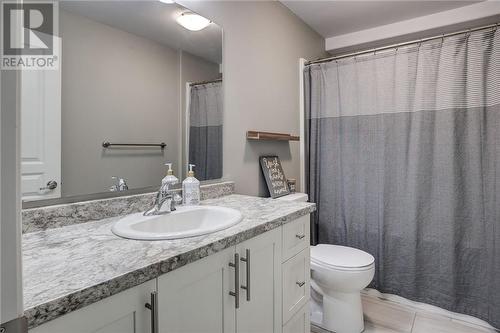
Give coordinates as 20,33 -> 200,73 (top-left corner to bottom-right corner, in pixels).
305,22 -> 500,66
189,78 -> 222,87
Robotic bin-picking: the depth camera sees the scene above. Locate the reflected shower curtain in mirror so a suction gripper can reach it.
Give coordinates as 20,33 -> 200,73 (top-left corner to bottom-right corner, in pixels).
304,29 -> 500,327
189,81 -> 223,181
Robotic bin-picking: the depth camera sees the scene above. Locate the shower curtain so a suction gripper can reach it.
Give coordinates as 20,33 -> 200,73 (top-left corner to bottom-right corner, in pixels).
189,81 -> 223,181
304,29 -> 500,327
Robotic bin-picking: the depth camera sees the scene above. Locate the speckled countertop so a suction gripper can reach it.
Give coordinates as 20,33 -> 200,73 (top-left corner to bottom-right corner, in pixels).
23,194 -> 315,328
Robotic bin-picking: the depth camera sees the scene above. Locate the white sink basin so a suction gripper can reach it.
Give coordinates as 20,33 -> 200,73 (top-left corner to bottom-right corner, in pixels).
111,205 -> 243,240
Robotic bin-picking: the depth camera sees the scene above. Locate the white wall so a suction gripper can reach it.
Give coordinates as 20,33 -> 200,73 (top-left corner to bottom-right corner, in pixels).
179,1 -> 326,196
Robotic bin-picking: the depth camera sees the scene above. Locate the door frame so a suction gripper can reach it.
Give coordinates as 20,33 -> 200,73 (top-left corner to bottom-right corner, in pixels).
1,29 -> 24,328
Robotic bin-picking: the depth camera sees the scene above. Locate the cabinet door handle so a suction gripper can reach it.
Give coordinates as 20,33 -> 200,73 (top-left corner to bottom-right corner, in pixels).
145,291 -> 159,333
229,253 -> 240,308
295,234 -> 306,240
296,281 -> 306,287
240,249 -> 251,301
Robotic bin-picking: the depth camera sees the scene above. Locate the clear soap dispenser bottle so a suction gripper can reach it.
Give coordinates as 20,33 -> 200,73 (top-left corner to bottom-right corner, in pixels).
182,164 -> 200,205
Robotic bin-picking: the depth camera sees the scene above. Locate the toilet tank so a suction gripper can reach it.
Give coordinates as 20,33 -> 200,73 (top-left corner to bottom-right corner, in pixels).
276,193 -> 308,202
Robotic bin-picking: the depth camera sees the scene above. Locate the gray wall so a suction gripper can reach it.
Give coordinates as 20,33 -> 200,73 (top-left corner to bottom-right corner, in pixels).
60,10 -> 182,197
180,51 -> 221,178
178,1 -> 326,196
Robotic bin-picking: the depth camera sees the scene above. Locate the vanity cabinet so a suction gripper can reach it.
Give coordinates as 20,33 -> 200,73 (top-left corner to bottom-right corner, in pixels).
30,280 -> 156,333
29,215 -> 311,333
235,228 -> 282,333
157,246 -> 235,333
158,228 -> 282,333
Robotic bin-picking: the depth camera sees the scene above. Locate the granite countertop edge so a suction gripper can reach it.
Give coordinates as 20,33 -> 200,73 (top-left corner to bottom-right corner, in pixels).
24,202 -> 315,329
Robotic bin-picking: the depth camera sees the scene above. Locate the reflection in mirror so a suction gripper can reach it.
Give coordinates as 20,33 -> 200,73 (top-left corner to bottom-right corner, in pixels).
21,1 -> 223,204
187,79 -> 223,181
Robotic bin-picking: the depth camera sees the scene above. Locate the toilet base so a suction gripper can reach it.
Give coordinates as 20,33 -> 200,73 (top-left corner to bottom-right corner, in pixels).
314,291 -> 365,333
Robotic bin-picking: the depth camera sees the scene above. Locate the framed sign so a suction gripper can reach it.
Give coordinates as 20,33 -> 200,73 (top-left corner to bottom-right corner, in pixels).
259,156 -> 290,198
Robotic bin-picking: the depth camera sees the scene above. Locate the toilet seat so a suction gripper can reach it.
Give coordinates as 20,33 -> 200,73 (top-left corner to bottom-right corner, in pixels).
311,244 -> 375,271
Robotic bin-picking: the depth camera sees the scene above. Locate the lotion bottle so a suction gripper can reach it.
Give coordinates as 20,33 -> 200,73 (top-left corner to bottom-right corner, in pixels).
182,164 -> 200,205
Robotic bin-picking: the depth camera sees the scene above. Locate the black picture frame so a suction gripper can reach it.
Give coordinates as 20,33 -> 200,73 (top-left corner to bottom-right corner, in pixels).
259,156 -> 290,198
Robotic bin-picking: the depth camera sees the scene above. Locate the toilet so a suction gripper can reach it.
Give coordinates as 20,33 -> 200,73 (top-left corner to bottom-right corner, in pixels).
310,244 -> 375,333
277,193 -> 375,333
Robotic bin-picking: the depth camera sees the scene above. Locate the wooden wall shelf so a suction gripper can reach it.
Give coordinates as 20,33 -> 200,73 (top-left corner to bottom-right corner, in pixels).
246,131 -> 300,141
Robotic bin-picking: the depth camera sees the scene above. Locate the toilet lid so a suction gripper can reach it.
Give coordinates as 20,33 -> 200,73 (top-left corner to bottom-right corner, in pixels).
311,244 -> 375,270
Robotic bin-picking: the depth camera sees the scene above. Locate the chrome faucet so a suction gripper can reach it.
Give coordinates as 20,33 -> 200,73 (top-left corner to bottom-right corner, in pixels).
144,163 -> 182,216
110,177 -> 128,192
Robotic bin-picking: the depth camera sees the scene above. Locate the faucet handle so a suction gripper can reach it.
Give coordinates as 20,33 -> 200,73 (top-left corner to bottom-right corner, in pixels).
173,193 -> 182,204
110,176 -> 128,191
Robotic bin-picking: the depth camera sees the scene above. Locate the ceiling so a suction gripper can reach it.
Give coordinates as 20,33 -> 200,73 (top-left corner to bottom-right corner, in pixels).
60,1 -> 223,64
281,1 -> 482,38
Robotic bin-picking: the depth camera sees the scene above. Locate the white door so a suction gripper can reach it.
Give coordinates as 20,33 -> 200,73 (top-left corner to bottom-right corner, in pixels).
236,228 -> 282,333
20,54 -> 61,201
157,246 -> 236,333
30,280 -> 156,333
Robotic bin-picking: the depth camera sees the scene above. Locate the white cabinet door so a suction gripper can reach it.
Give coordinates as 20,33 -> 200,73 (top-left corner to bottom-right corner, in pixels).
30,280 -> 156,333
157,246 -> 236,333
282,303 -> 310,333
282,249 -> 310,324
236,228 -> 282,333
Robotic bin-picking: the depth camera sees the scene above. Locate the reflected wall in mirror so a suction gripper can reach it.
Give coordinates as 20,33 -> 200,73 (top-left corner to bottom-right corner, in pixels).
21,1 -> 223,204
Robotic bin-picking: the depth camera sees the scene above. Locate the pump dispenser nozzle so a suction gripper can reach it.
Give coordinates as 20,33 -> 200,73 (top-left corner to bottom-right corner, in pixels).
188,164 -> 196,177
165,163 -> 174,176
162,162 -> 178,185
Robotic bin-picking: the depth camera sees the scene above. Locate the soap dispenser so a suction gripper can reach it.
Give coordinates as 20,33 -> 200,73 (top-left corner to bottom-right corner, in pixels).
162,163 -> 182,205
182,164 -> 200,205
163,163 -> 178,186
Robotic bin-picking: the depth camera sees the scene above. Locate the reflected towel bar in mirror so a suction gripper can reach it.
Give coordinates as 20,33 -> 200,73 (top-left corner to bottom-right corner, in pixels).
102,142 -> 166,149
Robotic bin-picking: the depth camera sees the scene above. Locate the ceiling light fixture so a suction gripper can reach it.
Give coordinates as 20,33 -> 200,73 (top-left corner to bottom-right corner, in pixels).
176,12 -> 211,31
158,0 -> 175,4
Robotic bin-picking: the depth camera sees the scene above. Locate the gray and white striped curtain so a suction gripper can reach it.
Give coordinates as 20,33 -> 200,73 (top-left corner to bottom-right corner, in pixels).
189,81 -> 223,181
304,29 -> 500,327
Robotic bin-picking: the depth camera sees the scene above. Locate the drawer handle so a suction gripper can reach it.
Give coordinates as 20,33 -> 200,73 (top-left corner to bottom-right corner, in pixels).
295,234 -> 305,240
296,281 -> 305,287
145,292 -> 159,333
240,249 -> 251,301
229,253 -> 240,309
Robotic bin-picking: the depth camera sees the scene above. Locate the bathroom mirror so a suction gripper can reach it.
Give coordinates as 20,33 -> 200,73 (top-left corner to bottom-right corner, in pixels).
21,1 -> 223,205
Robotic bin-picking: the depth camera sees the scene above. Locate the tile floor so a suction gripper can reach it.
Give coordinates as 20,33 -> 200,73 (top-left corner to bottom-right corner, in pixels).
362,296 -> 497,333
311,295 -> 498,333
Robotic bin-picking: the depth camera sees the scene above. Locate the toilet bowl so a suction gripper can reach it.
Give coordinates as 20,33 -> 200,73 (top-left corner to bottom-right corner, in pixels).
310,244 -> 375,333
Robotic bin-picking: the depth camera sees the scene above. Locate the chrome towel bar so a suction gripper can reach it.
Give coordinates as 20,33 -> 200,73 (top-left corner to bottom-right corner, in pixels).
102,142 -> 166,149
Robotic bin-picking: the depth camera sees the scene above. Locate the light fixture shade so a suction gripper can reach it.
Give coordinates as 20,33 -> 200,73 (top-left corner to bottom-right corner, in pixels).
158,0 -> 175,4
176,12 -> 211,31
